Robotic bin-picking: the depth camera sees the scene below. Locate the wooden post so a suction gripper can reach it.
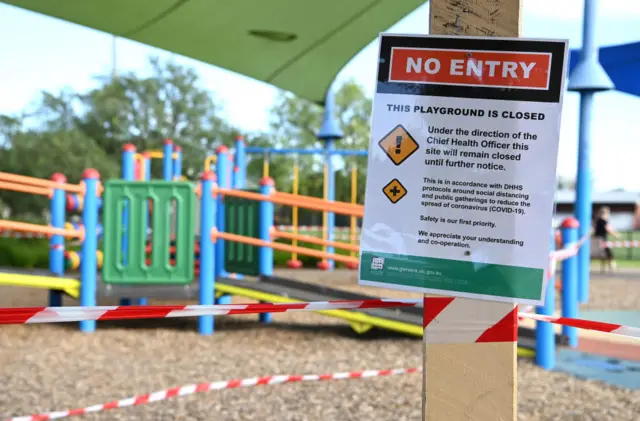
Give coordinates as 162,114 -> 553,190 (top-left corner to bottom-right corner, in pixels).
424,1 -> 521,420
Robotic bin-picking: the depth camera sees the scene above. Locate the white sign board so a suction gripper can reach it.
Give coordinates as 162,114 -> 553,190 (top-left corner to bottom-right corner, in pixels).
359,34 -> 569,305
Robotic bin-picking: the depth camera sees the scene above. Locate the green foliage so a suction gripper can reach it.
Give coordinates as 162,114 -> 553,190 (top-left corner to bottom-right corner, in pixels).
0,238 -> 50,269
0,57 -> 243,217
0,55 -> 373,234
253,78 -> 372,226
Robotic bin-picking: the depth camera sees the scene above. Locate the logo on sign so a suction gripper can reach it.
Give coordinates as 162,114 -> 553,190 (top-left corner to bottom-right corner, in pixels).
389,48 -> 552,90
371,257 -> 385,271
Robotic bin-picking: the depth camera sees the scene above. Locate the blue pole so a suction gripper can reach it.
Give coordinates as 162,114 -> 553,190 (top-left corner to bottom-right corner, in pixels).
568,0 -> 614,304
561,217 -> 580,347
120,144 -> 136,306
214,146 -> 229,282
535,230 -> 556,369
199,171 -> 216,335
317,89 -> 343,271
575,92 -> 593,304
79,169 -> 100,333
258,177 -> 274,324
144,153 -> 151,181
235,136 -> 246,189
162,139 -> 174,181
325,142 -> 336,270
173,145 -> 182,180
48,173 -> 67,307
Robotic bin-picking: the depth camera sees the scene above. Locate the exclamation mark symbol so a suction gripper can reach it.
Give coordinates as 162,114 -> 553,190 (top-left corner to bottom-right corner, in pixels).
395,135 -> 402,155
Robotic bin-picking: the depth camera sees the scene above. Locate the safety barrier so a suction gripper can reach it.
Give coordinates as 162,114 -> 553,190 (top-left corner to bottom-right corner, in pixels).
3,301 -> 639,339
90,166 -> 589,369
6,367 -> 420,421
6,296 -> 640,421
0,170 -> 101,317
0,144 -> 592,372
243,142 -> 366,270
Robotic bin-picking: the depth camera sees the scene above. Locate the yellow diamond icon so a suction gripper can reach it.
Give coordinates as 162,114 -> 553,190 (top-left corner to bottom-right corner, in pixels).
378,124 -> 419,166
382,179 -> 407,204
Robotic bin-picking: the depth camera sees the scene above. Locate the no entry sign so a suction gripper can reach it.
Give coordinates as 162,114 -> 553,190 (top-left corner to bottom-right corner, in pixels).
359,34 -> 568,306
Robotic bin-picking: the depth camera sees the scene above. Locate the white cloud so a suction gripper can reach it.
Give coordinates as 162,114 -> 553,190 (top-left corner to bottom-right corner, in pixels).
524,0 -> 640,20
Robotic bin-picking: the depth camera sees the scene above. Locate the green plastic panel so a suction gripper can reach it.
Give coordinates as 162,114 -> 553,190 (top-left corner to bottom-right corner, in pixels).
102,180 -> 196,285
224,189 -> 261,276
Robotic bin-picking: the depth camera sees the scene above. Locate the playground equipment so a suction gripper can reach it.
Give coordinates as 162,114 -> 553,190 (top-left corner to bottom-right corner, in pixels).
65,250 -> 103,271
244,144 -> 367,271
286,156 -> 302,269
0,170 -> 101,312
0,140 -> 580,367
0,139 -> 591,370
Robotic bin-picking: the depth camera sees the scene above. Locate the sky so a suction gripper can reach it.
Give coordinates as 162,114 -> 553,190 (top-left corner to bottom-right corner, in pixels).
0,0 -> 639,191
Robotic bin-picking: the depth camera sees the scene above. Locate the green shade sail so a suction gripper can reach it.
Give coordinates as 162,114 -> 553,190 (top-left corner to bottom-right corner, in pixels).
2,0 -> 426,103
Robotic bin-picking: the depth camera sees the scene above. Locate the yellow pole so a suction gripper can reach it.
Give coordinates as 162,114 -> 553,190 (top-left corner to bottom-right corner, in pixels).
349,164 -> 357,258
263,152 -> 270,177
291,158 -> 299,263
204,155 -> 217,173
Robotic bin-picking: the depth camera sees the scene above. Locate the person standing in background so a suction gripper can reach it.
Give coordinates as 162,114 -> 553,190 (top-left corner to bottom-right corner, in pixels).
592,206 -> 621,273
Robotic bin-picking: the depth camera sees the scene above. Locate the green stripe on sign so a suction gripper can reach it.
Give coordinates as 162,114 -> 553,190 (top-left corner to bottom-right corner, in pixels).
360,251 -> 543,300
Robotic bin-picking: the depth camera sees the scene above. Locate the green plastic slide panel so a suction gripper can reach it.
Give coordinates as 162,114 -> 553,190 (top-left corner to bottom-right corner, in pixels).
102,180 -> 196,285
224,189 -> 261,276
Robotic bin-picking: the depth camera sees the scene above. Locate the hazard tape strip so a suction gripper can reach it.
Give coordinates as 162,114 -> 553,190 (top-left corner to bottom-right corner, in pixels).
0,300 -> 638,340
424,297 -> 518,344
521,312 -> 640,339
0,299 -> 422,325
604,240 -> 640,248
4,367 -> 420,421
550,234 -> 589,262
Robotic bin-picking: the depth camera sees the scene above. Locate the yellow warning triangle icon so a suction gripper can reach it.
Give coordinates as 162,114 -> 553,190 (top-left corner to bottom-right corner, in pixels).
378,125 -> 419,166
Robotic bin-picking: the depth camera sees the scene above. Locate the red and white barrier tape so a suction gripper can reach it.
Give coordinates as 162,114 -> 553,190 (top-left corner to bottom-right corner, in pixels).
603,240 -> 640,248
523,312 -> 640,339
0,300 -> 638,340
550,234 -> 589,262
5,367 -> 420,421
0,299 -> 421,325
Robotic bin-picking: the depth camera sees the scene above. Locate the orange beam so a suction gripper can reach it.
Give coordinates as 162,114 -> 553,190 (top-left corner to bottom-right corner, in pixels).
272,230 -> 360,253
212,230 -> 359,265
0,220 -> 83,239
0,181 -> 51,197
274,191 -> 363,213
214,188 -> 364,217
0,172 -> 84,194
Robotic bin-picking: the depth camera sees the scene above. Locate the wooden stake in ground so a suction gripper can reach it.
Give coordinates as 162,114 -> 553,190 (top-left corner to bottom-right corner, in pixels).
424,1 -> 521,421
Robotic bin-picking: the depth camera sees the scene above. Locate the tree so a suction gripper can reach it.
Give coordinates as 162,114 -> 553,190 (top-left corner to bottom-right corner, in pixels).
0,90 -> 121,217
77,57 -> 237,179
0,56 -> 237,216
260,79 -> 372,226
